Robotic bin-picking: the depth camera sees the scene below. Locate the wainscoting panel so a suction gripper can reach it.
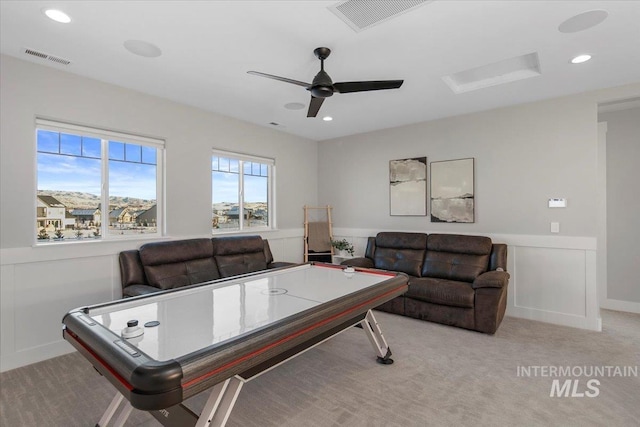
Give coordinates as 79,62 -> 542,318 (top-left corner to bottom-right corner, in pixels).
0,265 -> 16,363
13,256 -> 115,352
0,230 -> 305,372
512,246 -> 586,316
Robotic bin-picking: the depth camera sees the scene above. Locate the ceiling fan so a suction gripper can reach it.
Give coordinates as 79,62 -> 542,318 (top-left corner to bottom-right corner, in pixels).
247,47 -> 404,118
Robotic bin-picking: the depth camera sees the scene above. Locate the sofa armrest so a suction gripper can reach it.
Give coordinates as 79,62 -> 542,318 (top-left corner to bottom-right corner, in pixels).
472,270 -> 510,289
341,257 -> 374,268
119,250 -> 147,288
123,284 -> 162,297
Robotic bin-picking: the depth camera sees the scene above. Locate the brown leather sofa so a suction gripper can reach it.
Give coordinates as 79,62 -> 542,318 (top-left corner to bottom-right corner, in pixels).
344,232 -> 509,334
119,235 -> 293,297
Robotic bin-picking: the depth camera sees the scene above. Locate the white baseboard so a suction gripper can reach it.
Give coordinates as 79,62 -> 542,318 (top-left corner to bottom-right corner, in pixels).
506,306 -> 602,331
600,298 -> 640,314
1,341 -> 75,373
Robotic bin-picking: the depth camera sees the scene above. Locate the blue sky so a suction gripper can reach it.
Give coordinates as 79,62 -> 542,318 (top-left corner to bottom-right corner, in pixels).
38,131 -> 267,204
37,130 -> 157,200
212,172 -> 267,203
211,156 -> 268,203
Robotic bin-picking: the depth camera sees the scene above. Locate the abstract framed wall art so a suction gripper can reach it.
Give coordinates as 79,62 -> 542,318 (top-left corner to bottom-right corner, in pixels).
430,158 -> 474,223
389,157 -> 427,216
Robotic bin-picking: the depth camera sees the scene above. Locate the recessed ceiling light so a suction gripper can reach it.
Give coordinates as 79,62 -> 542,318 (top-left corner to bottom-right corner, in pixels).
323,116 -> 333,121
571,54 -> 592,64
123,40 -> 162,58
43,9 -> 71,23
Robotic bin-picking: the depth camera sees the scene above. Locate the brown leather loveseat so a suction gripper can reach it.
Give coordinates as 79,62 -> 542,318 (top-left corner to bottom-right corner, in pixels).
119,235 -> 292,297
345,232 -> 509,334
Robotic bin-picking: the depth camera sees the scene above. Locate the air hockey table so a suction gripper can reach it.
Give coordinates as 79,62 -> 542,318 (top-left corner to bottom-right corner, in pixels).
62,263 -> 408,427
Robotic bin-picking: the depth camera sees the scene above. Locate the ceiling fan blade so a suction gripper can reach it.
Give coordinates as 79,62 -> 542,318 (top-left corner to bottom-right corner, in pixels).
307,96 -> 325,118
333,80 -> 404,94
247,71 -> 310,88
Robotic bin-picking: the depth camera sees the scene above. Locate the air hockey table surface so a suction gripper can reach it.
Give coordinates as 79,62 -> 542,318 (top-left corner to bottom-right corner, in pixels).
63,263 -> 408,426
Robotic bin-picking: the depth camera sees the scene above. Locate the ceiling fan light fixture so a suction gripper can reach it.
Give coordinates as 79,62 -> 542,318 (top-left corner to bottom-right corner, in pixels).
311,86 -> 334,98
43,9 -> 71,23
571,54 -> 592,64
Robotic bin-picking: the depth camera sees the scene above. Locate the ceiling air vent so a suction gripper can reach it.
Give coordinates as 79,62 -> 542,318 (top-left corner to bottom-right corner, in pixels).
24,48 -> 71,66
329,0 -> 432,32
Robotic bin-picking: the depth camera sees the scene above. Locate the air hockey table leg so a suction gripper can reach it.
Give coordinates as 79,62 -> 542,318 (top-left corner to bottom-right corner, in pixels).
360,309 -> 394,364
95,392 -> 132,427
195,376 -> 244,427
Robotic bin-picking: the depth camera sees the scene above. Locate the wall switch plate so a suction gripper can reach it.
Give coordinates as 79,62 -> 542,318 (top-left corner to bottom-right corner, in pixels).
549,198 -> 567,208
551,222 -> 560,233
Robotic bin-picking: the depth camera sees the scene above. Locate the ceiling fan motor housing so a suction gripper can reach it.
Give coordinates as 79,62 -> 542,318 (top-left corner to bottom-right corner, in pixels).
310,70 -> 334,98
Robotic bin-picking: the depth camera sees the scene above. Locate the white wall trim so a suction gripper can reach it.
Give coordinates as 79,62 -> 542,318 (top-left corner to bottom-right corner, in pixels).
1,341 -> 75,373
0,228 -> 305,266
597,121 -> 608,310
600,299 -> 640,314
505,306 -> 602,331
333,228 -> 597,250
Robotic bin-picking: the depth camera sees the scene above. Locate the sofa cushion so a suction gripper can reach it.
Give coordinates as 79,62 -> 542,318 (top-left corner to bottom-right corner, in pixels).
373,232 -> 427,277
213,235 -> 268,277
407,277 -> 475,308
427,234 -> 492,254
139,238 -> 218,290
421,234 -> 491,281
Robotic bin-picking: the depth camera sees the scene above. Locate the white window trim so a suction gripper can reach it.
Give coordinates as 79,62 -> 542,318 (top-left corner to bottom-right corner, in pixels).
212,149 -> 276,233
36,118 -> 164,147
35,118 -> 165,244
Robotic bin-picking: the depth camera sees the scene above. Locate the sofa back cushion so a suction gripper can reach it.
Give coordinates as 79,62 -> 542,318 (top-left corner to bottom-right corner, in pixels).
422,234 -> 492,282
213,235 -> 268,278
373,232 -> 428,277
139,238 -> 218,290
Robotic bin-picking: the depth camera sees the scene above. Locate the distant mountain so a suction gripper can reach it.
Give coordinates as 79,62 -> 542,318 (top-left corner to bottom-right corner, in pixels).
38,190 -> 155,210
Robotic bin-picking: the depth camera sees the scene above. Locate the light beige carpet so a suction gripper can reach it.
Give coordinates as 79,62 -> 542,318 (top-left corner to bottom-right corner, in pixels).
1,309 -> 638,426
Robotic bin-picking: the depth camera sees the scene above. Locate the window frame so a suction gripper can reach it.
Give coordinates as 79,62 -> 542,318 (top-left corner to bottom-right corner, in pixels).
35,118 -> 165,244
211,149 -> 276,234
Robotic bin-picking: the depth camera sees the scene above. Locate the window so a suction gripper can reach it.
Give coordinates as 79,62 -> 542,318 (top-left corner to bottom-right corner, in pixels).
212,150 -> 274,232
36,119 -> 164,243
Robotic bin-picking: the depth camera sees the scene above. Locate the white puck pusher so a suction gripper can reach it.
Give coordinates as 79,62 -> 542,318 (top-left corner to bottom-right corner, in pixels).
121,319 -> 144,339
343,266 -> 355,278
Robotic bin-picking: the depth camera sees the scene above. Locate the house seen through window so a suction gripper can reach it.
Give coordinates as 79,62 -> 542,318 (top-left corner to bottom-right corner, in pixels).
212,150 -> 274,232
36,119 -> 164,243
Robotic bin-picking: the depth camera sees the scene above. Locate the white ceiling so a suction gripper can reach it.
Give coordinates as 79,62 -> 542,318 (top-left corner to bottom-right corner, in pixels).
1,1 -> 639,141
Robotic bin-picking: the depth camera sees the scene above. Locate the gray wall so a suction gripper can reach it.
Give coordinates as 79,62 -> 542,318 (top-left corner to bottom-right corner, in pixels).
0,55 -> 318,370
318,96 -> 601,236
599,107 -> 640,304
0,54 -> 318,249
